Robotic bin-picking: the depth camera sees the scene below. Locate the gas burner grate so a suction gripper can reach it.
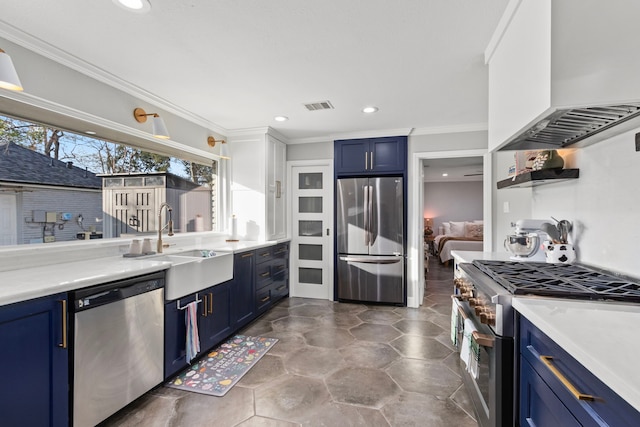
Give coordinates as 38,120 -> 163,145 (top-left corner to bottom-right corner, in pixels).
472,260 -> 640,302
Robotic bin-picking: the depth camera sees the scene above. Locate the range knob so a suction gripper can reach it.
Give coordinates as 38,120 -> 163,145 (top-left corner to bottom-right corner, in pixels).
459,284 -> 473,293
475,305 -> 489,316
480,312 -> 496,326
460,291 -> 473,301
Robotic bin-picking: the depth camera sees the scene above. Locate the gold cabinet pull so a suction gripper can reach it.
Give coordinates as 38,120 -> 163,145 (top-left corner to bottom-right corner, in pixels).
540,355 -> 597,401
208,293 -> 213,314
241,252 -> 253,258
365,152 -> 369,170
202,295 -> 208,317
58,299 -> 67,349
260,295 -> 270,303
370,151 -> 374,169
260,272 -> 270,278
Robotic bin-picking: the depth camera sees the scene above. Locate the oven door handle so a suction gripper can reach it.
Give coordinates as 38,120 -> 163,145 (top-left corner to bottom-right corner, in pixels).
451,295 -> 495,348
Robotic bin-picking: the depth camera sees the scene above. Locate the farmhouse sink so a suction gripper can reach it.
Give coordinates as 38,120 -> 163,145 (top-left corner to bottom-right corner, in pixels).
152,250 -> 233,300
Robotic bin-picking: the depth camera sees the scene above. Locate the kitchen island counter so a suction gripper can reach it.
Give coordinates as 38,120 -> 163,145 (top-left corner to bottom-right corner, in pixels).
513,296 -> 640,413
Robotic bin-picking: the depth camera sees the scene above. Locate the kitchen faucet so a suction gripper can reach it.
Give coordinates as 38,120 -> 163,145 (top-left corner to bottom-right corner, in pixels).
157,202 -> 174,253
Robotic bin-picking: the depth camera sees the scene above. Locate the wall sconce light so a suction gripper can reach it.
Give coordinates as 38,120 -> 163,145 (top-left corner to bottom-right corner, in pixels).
208,136 -> 230,159
133,107 -> 170,139
0,48 -> 23,92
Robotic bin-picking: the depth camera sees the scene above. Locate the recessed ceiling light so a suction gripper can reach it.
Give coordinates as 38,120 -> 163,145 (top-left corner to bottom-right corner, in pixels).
112,0 -> 151,13
362,106 -> 378,114
274,116 -> 289,122
442,173 -> 449,177
85,131 -> 97,135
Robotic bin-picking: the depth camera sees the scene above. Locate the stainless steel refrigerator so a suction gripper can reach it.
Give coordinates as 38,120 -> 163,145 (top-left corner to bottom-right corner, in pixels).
336,177 -> 404,304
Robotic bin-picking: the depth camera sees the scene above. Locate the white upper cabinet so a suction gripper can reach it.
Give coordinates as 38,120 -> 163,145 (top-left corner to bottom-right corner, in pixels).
230,130 -> 287,241
486,0 -> 640,151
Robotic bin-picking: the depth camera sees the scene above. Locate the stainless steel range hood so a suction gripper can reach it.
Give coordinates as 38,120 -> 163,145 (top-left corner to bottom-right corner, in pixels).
499,103 -> 640,151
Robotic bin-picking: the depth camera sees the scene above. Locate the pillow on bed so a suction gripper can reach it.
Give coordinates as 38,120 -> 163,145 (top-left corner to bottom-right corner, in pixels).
465,222 -> 484,238
449,221 -> 466,237
442,222 -> 451,235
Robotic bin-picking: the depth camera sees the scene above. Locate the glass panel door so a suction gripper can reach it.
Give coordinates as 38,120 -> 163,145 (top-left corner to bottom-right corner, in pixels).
290,164 -> 333,300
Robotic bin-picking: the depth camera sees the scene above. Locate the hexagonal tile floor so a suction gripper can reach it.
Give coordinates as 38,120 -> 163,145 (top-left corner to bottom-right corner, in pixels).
103,259 -> 477,426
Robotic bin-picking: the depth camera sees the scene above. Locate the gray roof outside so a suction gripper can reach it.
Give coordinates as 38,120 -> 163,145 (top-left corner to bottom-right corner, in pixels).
0,142 -> 102,189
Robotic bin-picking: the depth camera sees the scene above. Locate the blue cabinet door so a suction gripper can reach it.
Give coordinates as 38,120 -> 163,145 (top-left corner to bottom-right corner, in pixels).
369,137 -> 407,173
164,293 -> 201,379
335,137 -> 407,176
0,293 -> 68,427
200,282 -> 233,350
232,251 -> 255,329
335,139 -> 369,174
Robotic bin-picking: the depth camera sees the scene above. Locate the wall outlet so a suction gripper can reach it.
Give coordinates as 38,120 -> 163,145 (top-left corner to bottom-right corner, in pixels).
44,236 -> 56,243
503,201 -> 510,213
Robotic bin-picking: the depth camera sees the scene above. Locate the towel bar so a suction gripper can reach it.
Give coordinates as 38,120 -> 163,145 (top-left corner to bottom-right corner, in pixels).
177,293 -> 202,310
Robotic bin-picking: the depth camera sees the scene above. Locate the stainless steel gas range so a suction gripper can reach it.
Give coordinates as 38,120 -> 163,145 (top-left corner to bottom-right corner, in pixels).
452,259 -> 640,427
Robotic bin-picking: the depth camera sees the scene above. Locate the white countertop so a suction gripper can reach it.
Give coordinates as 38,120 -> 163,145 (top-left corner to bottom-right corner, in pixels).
0,239 -> 288,307
451,250 -> 513,263
513,297 -> 640,412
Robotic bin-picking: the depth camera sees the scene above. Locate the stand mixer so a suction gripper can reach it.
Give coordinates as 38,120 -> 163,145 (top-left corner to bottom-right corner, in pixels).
504,219 -> 553,262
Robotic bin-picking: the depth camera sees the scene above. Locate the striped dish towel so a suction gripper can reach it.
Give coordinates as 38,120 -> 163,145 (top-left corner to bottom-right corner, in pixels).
185,301 -> 201,363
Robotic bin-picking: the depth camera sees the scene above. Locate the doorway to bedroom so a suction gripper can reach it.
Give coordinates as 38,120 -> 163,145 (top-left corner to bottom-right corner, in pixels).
422,157 -> 484,268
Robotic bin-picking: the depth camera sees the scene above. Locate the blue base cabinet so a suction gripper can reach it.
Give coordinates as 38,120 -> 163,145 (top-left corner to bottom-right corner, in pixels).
0,293 -> 69,427
199,282 -> 233,351
334,136 -> 407,176
164,281 -> 233,379
231,251 -> 256,329
519,316 -> 640,426
164,243 -> 289,380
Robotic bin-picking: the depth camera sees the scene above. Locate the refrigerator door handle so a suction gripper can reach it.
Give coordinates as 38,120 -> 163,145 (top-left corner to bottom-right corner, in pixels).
363,183 -> 369,246
339,256 -> 402,264
368,185 -> 373,247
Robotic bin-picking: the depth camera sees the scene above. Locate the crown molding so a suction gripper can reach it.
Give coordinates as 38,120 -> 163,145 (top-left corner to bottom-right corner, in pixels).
410,122 -> 488,136
287,128 -> 414,145
0,20 -> 229,137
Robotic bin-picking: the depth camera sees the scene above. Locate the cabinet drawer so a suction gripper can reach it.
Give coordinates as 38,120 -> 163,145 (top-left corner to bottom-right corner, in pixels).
271,272 -> 289,299
256,287 -> 272,312
273,243 -> 289,258
520,357 -> 580,426
256,263 -> 272,289
256,247 -> 273,264
520,316 -> 640,426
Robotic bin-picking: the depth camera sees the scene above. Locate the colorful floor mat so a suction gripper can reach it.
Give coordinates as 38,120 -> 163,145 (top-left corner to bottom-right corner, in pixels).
166,335 -> 278,397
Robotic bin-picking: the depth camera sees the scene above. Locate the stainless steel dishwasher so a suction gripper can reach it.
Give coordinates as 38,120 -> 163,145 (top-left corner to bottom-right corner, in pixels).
71,271 -> 165,427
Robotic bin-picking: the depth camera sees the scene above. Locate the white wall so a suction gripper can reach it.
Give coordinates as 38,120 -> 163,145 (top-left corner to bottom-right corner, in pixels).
0,36 -> 223,161
423,181 -> 483,234
491,150 -> 534,250
529,128 -> 640,277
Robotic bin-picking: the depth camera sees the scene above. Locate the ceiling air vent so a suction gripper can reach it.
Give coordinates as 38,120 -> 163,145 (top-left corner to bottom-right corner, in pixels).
304,100 -> 334,111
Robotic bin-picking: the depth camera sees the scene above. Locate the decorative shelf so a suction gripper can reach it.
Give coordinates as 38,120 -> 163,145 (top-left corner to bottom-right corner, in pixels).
497,168 -> 579,189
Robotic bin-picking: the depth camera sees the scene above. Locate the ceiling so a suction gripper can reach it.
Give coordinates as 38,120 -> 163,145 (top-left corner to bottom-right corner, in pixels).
423,157 -> 483,182
0,0 -> 509,143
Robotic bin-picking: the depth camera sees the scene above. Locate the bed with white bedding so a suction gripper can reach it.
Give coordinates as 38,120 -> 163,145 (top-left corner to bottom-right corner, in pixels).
434,220 -> 484,264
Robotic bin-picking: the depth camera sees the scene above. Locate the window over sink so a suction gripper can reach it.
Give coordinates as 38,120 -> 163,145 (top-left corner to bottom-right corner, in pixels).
0,113 -> 220,246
